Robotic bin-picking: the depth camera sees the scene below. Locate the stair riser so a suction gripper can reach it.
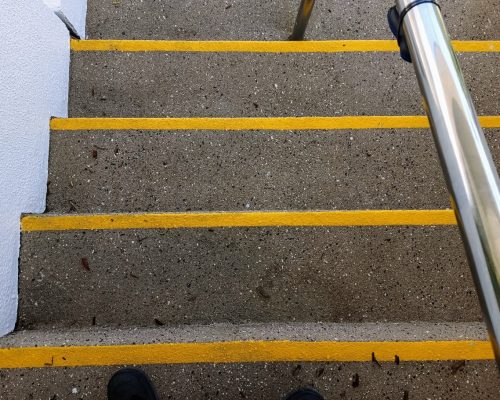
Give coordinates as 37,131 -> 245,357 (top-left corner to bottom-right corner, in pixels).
19,226 -> 481,329
85,0 -> 500,41
69,52 -> 499,117
1,361 -> 498,399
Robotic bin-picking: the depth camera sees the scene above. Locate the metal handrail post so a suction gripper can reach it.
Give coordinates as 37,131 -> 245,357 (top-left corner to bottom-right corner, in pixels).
289,0 -> 316,40
395,0 -> 500,364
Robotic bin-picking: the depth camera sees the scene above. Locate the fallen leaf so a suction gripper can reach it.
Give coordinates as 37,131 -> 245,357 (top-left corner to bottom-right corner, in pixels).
292,364 -> 302,377
451,360 -> 466,374
352,373 -> 360,388
256,286 -> 271,299
81,257 -> 90,271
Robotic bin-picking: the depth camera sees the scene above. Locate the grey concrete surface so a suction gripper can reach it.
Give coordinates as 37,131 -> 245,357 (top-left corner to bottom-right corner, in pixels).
9,1 -> 500,397
0,322 -> 489,348
68,52 -> 499,118
1,360 -> 499,399
85,0 -> 500,40
19,226 -> 481,329
46,129 -> 500,214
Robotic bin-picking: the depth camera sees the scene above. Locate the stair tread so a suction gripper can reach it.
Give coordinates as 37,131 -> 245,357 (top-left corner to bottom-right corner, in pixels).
85,0 -> 500,41
19,224 -> 481,328
45,127 -> 500,214
68,52 -> 499,118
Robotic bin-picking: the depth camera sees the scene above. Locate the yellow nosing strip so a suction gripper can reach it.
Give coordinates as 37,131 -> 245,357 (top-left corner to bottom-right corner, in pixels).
70,39 -> 500,53
0,340 -> 493,369
50,116 -> 500,131
21,210 -> 457,232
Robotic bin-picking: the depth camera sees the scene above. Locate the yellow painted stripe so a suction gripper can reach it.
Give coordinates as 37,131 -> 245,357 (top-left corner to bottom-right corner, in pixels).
0,340 -> 493,369
50,116 -> 500,131
70,39 -> 500,53
21,210 -> 457,232
452,41 -> 500,52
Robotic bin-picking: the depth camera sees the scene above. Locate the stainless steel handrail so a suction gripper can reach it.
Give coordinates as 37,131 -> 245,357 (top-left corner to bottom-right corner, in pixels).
394,0 -> 500,364
289,0 -> 316,40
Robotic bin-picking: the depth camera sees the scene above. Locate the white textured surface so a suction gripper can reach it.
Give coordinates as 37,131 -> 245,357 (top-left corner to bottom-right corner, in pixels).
44,0 -> 87,37
0,0 -> 69,335
0,216 -> 20,337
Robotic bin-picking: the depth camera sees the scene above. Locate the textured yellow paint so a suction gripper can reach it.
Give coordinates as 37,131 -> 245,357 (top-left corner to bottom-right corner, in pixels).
70,39 -> 399,52
452,41 -> 500,52
0,340 -> 493,369
477,116 -> 500,128
21,210 -> 457,232
49,116 -> 500,131
70,39 -> 500,53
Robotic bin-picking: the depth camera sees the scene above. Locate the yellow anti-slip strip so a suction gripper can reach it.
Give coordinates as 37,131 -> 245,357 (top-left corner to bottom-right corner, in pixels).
21,210 -> 457,232
50,116 -> 500,131
0,340 -> 493,369
70,39 -> 500,53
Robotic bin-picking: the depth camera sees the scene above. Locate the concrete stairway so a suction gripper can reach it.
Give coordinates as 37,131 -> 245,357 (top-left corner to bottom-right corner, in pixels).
2,0 -> 500,398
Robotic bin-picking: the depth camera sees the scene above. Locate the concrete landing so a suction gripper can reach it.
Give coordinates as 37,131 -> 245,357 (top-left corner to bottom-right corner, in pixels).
3,361 -> 498,399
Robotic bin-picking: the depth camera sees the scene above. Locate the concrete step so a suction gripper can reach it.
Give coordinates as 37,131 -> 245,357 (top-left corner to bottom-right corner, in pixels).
1,322 -> 498,399
68,50 -> 499,117
85,0 -> 500,41
45,125 -> 500,214
18,211 -> 481,329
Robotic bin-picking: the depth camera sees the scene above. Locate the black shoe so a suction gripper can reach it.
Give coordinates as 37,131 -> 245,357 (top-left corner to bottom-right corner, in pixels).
107,368 -> 159,400
285,387 -> 325,400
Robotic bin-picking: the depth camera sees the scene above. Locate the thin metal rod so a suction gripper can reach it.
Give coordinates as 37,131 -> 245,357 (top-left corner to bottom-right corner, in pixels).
289,0 -> 316,41
395,0 -> 500,364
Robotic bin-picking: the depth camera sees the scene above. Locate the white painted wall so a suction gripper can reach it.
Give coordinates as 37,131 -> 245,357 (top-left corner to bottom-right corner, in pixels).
0,0 -> 76,336
44,0 -> 88,38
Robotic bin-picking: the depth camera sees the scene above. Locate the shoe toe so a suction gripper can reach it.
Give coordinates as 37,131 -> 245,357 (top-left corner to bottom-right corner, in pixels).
107,368 -> 158,400
285,387 -> 325,400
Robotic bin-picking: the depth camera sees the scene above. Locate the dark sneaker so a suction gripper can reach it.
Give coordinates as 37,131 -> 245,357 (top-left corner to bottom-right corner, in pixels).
107,368 -> 159,400
285,387 -> 325,400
